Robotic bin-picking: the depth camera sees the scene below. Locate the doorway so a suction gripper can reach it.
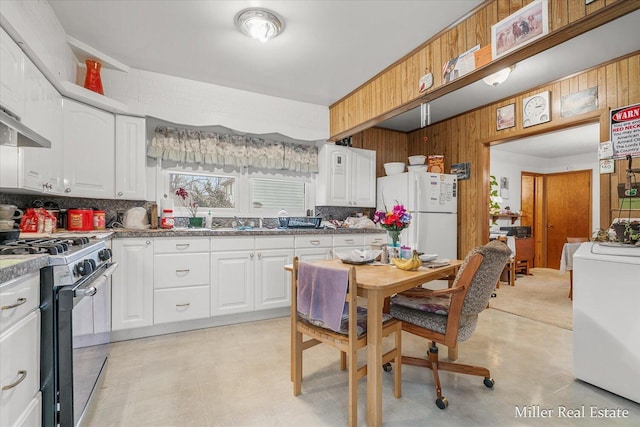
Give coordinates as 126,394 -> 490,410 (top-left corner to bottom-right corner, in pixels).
521,170 -> 592,268
490,123 -> 599,269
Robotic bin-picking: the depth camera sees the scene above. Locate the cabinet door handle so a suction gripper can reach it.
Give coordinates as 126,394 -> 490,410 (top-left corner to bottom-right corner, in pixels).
175,244 -> 190,249
257,252 -> 262,259
310,240 -> 320,245
146,240 -> 151,245
1,297 -> 27,310
250,253 -> 254,259
65,188 -> 71,193
175,303 -> 190,307
2,370 -> 27,391
117,191 -> 123,196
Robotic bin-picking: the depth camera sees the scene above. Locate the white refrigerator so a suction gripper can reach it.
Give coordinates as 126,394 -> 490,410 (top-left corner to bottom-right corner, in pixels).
377,172 -> 458,260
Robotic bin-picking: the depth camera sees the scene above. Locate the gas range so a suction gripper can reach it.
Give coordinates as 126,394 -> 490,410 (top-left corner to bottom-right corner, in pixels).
0,236 -> 111,286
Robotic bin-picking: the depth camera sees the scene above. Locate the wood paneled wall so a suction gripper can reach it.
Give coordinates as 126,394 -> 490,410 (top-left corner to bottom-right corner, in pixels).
329,0 -> 635,141
406,52 -> 640,257
351,128 -> 408,178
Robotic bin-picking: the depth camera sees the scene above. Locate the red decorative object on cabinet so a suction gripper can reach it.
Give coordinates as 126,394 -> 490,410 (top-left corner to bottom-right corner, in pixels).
83,59 -> 104,94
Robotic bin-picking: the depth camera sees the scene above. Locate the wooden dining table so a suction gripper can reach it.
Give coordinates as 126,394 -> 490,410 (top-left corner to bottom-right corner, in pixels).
286,258 -> 463,427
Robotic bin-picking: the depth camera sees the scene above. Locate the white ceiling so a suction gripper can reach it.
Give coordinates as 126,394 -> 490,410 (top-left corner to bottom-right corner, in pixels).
47,1 -> 638,157
491,123 -> 600,159
47,0 -> 482,106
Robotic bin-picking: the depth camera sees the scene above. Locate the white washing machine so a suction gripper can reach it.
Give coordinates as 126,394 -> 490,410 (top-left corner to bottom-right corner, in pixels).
573,242 -> 640,404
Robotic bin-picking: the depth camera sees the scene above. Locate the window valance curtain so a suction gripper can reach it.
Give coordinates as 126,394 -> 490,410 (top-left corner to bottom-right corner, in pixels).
147,123 -> 320,173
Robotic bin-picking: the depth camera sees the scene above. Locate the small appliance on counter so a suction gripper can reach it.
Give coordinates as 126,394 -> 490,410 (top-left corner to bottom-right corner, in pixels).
123,207 -> 150,229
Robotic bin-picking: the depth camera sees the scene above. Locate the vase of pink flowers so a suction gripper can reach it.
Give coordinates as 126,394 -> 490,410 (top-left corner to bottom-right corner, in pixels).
175,187 -> 202,227
373,203 -> 412,247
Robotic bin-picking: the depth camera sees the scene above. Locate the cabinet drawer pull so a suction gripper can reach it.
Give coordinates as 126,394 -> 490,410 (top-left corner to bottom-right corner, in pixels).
175,269 -> 190,274
345,239 -> 355,244
1,297 -> 27,310
310,240 -> 320,245
176,303 -> 191,308
2,370 -> 27,391
175,244 -> 190,249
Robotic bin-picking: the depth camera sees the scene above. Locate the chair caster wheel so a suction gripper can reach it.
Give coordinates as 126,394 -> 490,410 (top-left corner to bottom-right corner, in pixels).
382,363 -> 392,372
435,397 -> 448,409
483,377 -> 495,388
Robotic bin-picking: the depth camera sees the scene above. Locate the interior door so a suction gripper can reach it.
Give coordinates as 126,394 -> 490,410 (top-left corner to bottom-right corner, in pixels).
544,170 -> 591,269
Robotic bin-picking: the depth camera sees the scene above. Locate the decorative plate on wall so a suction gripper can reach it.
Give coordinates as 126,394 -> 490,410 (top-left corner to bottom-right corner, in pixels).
522,91 -> 550,128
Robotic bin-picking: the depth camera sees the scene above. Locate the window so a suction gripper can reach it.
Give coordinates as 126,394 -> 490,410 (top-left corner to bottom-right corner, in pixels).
160,167 -> 312,217
168,172 -> 235,210
250,178 -> 306,213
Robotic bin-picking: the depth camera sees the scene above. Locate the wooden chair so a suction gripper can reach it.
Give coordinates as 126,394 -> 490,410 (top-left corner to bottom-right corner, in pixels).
496,236 -> 515,287
566,237 -> 589,300
390,240 -> 511,409
291,258 -> 402,426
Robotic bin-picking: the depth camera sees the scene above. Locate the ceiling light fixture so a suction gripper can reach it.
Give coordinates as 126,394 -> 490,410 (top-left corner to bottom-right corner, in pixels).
235,8 -> 284,43
483,65 -> 515,87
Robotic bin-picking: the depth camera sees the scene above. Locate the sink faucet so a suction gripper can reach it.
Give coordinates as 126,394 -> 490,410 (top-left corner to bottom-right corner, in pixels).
234,216 -> 245,227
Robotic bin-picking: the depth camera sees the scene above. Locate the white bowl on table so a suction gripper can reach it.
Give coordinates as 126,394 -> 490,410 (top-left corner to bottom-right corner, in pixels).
384,162 -> 405,175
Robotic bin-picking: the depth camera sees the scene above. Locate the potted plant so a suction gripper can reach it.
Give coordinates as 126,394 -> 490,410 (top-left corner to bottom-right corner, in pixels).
612,220 -> 640,245
175,187 -> 202,227
489,175 -> 501,225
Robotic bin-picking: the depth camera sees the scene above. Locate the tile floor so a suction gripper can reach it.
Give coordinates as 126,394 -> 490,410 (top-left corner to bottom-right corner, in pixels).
86,309 -> 640,426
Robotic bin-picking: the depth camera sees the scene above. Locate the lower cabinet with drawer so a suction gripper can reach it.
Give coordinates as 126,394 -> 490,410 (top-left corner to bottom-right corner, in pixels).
153,237 -> 210,324
294,234 -> 332,262
0,272 -> 41,427
154,285 -> 210,324
0,310 -> 41,427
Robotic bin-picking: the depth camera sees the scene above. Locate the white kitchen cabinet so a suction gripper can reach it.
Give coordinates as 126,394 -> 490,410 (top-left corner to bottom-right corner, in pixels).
20,56 -> 63,194
111,238 -> 154,331
364,233 -> 386,248
0,272 -> 39,333
211,248 -> 255,316
153,236 -> 210,324
316,144 -> 376,207
0,27 -> 24,119
255,236 -> 294,310
62,98 -> 115,198
115,115 -> 146,200
0,310 -> 40,427
294,234 -> 332,262
211,235 -> 293,315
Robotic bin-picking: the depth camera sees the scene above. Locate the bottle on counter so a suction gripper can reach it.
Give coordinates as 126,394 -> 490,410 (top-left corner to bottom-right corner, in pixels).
160,209 -> 174,229
205,210 -> 213,228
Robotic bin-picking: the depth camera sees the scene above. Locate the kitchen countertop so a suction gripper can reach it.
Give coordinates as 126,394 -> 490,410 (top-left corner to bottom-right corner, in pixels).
105,227 -> 386,238
18,228 -> 385,239
0,254 -> 49,284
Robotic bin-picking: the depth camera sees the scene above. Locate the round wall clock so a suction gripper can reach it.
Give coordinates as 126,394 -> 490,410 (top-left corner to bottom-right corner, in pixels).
522,91 -> 550,128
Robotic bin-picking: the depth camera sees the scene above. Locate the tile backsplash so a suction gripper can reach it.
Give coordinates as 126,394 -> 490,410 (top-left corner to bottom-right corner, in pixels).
1,193 -> 374,228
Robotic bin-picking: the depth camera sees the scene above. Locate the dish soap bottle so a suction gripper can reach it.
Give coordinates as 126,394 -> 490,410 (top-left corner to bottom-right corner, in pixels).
205,210 -> 213,228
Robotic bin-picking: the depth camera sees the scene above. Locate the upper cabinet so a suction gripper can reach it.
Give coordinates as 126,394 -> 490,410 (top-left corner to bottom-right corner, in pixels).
0,27 -> 24,119
115,116 -> 146,200
62,98 -> 115,198
20,56 -> 64,194
316,144 -> 376,207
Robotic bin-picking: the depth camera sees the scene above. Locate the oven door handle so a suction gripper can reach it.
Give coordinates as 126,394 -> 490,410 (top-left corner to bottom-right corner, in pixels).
101,262 -> 119,280
72,262 -> 118,298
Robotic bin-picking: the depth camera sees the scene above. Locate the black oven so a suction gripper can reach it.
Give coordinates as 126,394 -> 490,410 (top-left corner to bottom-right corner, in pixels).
20,236 -> 118,427
58,261 -> 117,426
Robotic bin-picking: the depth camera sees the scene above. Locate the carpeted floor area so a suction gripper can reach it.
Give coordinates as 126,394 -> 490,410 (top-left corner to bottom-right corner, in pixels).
489,267 -> 573,330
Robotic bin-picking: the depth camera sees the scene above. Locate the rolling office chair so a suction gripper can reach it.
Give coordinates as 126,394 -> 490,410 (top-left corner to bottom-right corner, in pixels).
390,240 -> 510,409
